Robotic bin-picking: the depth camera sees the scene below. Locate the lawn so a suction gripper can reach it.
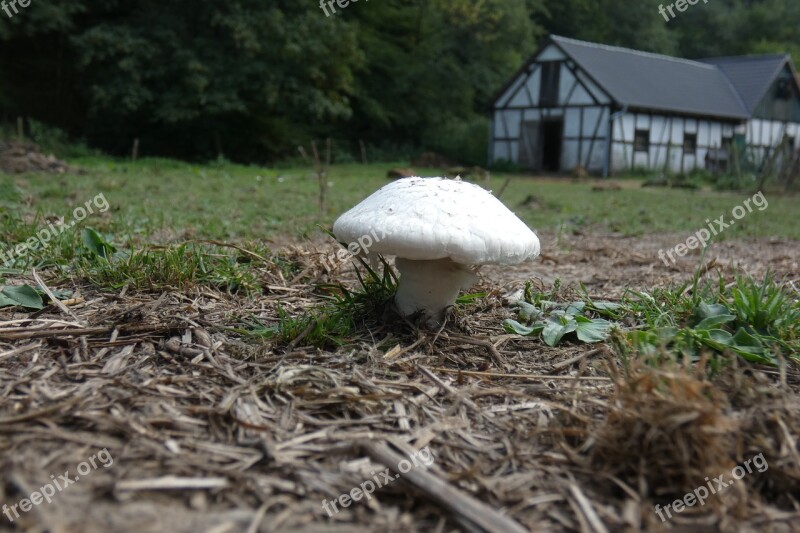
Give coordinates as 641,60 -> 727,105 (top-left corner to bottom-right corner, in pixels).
2,157 -> 797,255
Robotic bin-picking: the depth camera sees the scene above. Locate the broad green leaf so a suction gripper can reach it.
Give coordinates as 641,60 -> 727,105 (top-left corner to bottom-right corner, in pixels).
82,227 -> 116,259
502,319 -> 543,336
694,301 -> 731,322
575,318 -> 612,343
696,329 -> 734,352
542,317 -> 577,347
708,329 -> 733,344
695,314 -> 736,330
565,301 -> 585,315
730,328 -> 765,352
0,285 -> 44,309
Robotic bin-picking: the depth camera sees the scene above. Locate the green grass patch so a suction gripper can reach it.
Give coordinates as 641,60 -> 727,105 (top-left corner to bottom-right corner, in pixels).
75,228 -> 279,293
503,263 -> 799,365
2,157 -> 798,247
620,272 -> 798,364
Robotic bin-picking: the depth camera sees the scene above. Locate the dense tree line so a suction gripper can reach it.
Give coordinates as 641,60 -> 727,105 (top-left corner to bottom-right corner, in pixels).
0,0 -> 798,164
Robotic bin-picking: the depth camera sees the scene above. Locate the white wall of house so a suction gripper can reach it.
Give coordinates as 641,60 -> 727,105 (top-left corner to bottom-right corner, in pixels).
491,44 -> 611,173
609,112 -> 736,174
745,119 -> 800,166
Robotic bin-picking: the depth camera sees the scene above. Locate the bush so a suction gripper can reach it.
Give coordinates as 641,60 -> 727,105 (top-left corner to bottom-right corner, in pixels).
27,119 -> 95,159
490,158 -> 521,173
422,115 -> 489,167
687,167 -> 713,183
713,172 -> 757,191
627,166 -> 653,177
360,142 -> 417,164
329,142 -> 356,164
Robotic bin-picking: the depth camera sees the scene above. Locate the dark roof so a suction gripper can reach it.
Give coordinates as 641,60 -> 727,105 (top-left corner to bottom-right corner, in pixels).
550,36 -> 749,120
699,54 -> 790,113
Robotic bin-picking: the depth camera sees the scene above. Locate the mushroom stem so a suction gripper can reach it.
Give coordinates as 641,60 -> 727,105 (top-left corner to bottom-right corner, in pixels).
394,257 -> 478,325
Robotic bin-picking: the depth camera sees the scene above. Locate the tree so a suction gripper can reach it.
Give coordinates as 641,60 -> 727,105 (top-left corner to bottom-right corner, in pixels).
1,1 -> 363,160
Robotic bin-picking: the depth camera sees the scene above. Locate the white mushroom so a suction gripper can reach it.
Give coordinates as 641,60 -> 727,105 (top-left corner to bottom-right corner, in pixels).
332,177 -> 540,326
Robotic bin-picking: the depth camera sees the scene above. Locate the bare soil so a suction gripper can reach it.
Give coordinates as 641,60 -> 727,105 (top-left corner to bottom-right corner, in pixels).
0,231 -> 798,532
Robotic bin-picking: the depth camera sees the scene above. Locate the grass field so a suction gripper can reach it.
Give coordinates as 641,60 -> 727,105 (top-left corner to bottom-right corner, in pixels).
2,158 -> 798,252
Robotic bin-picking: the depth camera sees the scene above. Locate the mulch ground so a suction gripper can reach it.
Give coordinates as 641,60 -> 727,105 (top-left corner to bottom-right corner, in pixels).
1,231 -> 798,532
0,141 -> 74,175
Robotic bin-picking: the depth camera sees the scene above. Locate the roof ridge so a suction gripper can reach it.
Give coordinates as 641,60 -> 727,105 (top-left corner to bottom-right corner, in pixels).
551,35 -> 719,71
716,67 -> 750,117
701,53 -> 790,62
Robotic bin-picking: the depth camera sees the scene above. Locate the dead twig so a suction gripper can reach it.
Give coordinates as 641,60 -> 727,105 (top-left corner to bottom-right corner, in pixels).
361,441 -> 528,533
551,348 -> 603,372
442,333 -> 506,367
116,476 -> 229,491
431,367 -> 611,382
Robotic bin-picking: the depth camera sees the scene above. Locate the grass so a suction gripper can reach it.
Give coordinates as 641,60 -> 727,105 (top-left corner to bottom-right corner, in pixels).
241,254 -> 399,349
502,271 -> 799,365
1,157 -> 798,259
78,241 -> 264,293
619,271 -> 799,364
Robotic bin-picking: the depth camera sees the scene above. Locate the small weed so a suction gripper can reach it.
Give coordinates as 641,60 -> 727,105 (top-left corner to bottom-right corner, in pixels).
621,270 -> 798,364
728,274 -> 798,343
503,280 -> 619,346
245,254 -> 399,349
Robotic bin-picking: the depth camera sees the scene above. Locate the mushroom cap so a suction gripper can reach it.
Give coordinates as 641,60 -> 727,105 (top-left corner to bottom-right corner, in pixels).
332,177 -> 540,265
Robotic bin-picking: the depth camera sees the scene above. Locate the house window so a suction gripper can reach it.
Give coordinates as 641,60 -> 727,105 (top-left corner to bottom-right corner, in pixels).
683,133 -> 697,154
776,78 -> 792,100
540,62 -> 560,107
634,129 -> 650,152
786,135 -> 796,149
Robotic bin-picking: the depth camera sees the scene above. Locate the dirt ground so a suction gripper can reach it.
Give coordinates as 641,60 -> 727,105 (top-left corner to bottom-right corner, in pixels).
1,231 -> 798,532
